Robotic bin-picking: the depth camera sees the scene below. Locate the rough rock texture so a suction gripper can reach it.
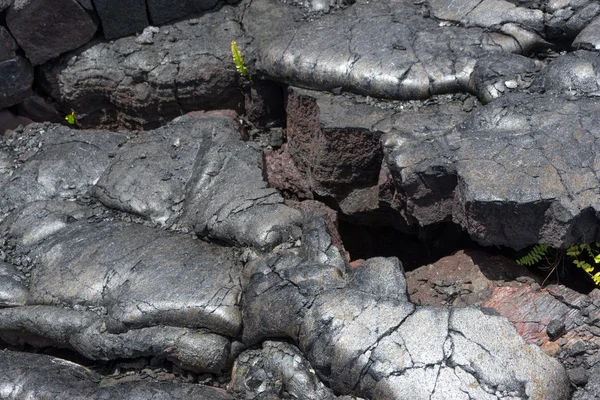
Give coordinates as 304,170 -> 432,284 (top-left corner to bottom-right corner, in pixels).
532,50 -> 600,95
285,87 -> 384,200
406,250 -> 539,307
230,341 -> 341,399
279,87 -> 475,223
147,0 -> 220,25
249,0 -> 543,101
0,56 -> 33,108
93,112 -> 302,250
39,7 -> 244,129
0,123 -> 128,217
0,349 -> 235,399
574,14 -> 600,50
0,26 -> 33,108
545,0 -> 600,41
6,0 -> 97,65
242,216 -> 570,399
0,261 -> 27,306
0,26 -> 18,62
92,0 -> 148,40
1,200 -> 243,336
0,306 -> 232,373
385,92 -> 600,249
407,250 -> 600,399
428,0 -> 548,53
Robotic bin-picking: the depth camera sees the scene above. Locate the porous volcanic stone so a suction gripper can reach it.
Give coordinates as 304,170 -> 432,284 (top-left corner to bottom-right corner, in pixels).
0,261 -> 28,306
532,50 -> 600,95
39,7 -> 244,129
0,56 -> 33,108
242,214 -> 569,399
6,0 -> 98,65
545,0 -> 600,40
574,15 -> 600,50
384,92 -> 600,249
0,26 -> 18,61
92,0 -> 148,39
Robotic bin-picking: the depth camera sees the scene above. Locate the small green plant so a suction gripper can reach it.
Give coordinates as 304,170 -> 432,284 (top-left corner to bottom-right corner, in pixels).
65,111 -> 76,125
517,242 -> 600,286
516,244 -> 549,266
231,40 -> 250,79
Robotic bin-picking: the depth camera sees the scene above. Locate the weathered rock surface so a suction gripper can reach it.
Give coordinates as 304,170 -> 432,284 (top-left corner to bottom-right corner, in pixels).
242,216 -> 569,399
532,50 -> 600,95
406,250 -> 539,307
428,0 -> 548,52
407,249 -> 600,399
0,306 -> 232,373
0,349 -> 235,399
2,200 -> 243,336
0,123 -> 128,217
6,0 -> 98,65
230,341 -> 342,399
385,92 -> 600,249
574,14 -> 600,50
93,112 -> 302,249
0,261 -> 27,306
249,0 -> 542,101
39,7 -> 244,129
146,0 -> 220,26
0,27 -> 33,108
545,0 -> 600,41
92,0 -> 148,40
275,87 -> 474,224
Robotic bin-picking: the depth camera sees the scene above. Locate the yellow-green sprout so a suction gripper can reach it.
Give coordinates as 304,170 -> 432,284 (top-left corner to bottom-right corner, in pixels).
65,111 -> 76,125
231,40 -> 250,79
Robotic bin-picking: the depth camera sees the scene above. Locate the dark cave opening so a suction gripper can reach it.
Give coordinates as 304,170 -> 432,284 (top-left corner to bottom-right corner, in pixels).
337,214 -> 598,294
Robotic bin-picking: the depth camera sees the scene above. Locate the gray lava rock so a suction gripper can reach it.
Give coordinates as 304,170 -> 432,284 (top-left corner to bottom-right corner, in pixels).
280,87 -> 473,223
0,305 -> 231,373
250,0 -> 543,101
428,0 -> 547,52
0,0 -> 12,11
574,14 -> 600,50
93,112 -> 302,250
1,200 -> 243,336
243,215 -> 568,398
230,341 -> 338,399
39,7 -> 244,129
0,26 -> 18,62
545,0 -> 600,41
0,123 -> 128,217
532,50 -> 600,95
93,0 -> 148,40
6,0 -> 98,65
0,349 -> 235,399
0,261 -> 28,306
385,92 -> 600,249
0,56 -> 33,108
147,0 -> 220,25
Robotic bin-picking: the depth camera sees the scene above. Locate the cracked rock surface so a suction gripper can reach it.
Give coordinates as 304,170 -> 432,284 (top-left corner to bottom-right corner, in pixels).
38,6 -> 245,130
5,0 -> 600,397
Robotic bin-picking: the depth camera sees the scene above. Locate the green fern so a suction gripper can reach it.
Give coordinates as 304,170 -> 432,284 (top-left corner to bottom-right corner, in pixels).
231,40 -> 250,79
517,242 -> 600,286
516,244 -> 549,266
